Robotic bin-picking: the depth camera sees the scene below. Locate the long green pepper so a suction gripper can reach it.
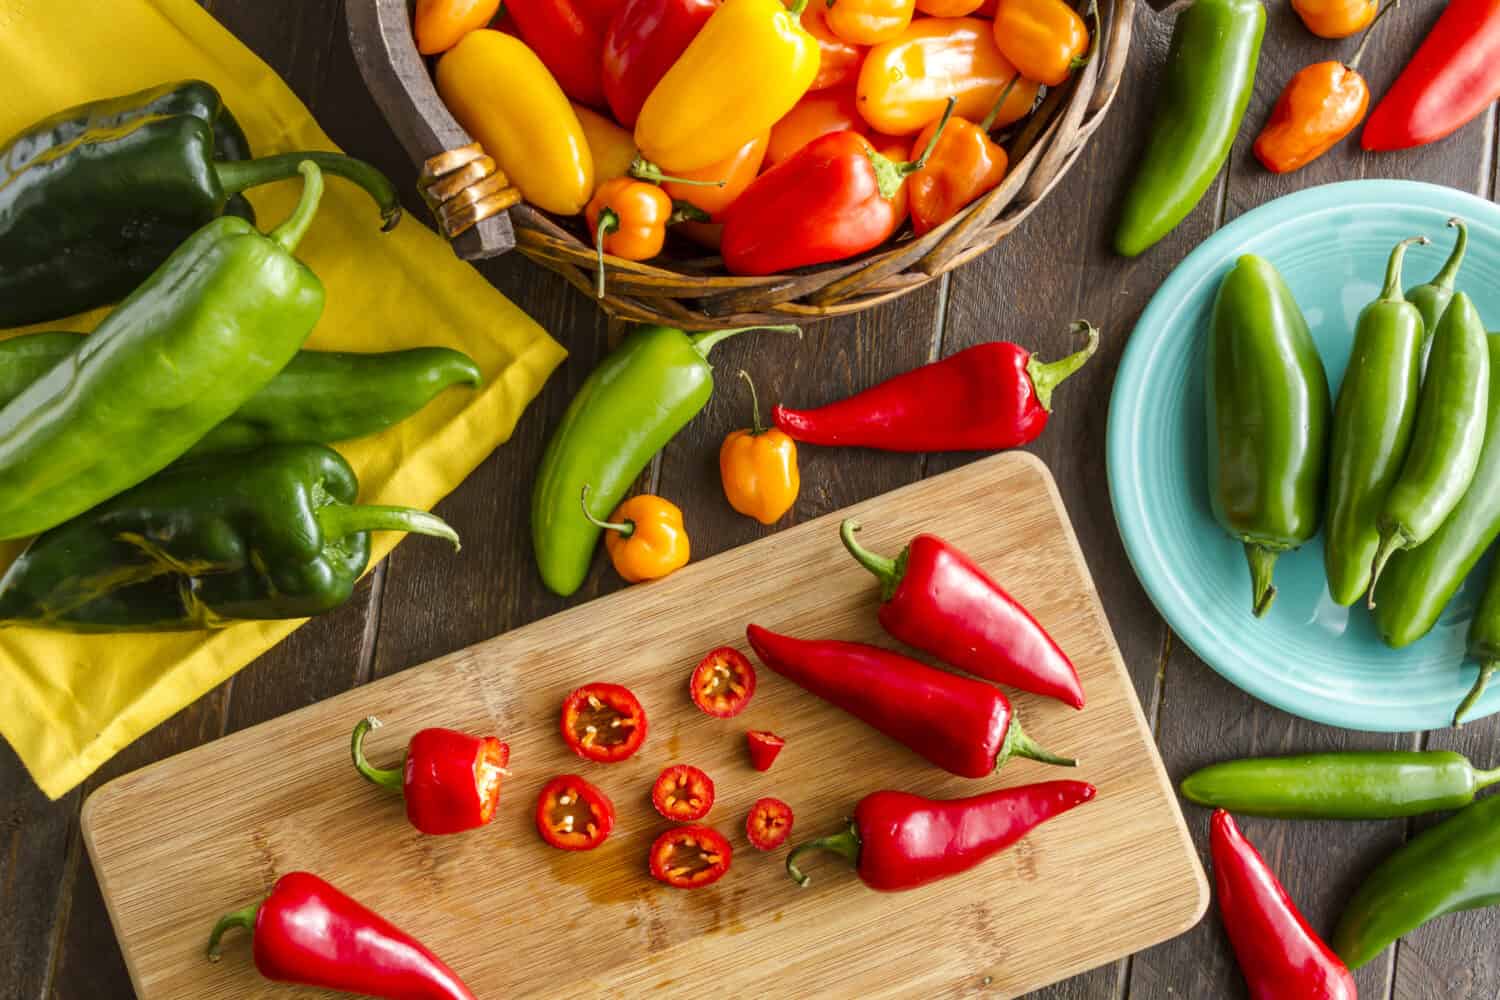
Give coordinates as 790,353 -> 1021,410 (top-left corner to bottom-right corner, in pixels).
1458,556 -> 1500,724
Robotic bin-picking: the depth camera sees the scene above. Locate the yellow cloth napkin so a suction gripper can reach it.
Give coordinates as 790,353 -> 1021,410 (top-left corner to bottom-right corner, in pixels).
0,0 -> 566,799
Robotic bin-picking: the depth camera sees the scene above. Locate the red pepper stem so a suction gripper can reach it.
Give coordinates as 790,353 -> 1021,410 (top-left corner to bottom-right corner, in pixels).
215,152 -> 401,231
1026,320 -> 1100,412
1248,544 -> 1280,617
593,208 -> 619,299
267,161 -> 325,254
998,717 -> 1076,770
739,369 -> 767,435
206,901 -> 259,961
1378,236 -> 1428,301
867,98 -> 957,200
1430,217 -> 1469,291
316,504 -> 461,550
629,155 -> 725,188
980,73 -> 1022,132
1454,662 -> 1499,727
786,822 -> 861,887
1348,0 -> 1401,71
688,324 -> 801,360
351,717 -> 404,793
839,519 -> 906,602
580,484 -> 635,538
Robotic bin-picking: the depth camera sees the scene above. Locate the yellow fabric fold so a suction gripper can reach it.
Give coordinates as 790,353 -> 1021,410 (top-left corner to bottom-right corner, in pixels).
0,0 -> 566,798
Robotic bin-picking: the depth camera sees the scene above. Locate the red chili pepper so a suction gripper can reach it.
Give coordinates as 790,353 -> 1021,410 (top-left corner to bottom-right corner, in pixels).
560,682 -> 648,762
719,99 -> 956,275
746,797 -> 795,850
206,871 -> 476,998
745,624 -> 1073,777
1211,811 -> 1357,999
787,781 -> 1095,891
505,0 -> 619,107
690,646 -> 757,718
349,717 -> 510,836
839,520 -> 1085,708
536,774 -> 617,850
602,0 -> 717,128
772,321 -> 1098,452
650,824 -> 734,888
746,729 -> 786,771
1362,0 -> 1500,151
651,764 -> 716,820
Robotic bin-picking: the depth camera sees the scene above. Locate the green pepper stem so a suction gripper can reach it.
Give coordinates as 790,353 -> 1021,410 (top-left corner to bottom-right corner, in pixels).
839,519 -> 906,602
867,98 -> 957,200
1027,321 -> 1100,412
580,484 -> 634,538
1430,217 -> 1469,292
215,152 -> 401,231
689,324 -> 801,359
788,0 -> 810,14
316,502 -> 461,550
1348,0 -> 1401,72
738,369 -> 768,435
1366,531 -> 1405,610
1455,663 -> 1499,727
629,155 -> 725,188
351,716 -> 405,792
267,161 -> 324,253
668,200 -> 712,225
1380,236 -> 1430,301
997,717 -> 1076,771
1472,755 -> 1500,786
786,823 -> 861,888
207,902 -> 259,961
594,207 -> 619,300
1246,544 -> 1279,618
980,73 -> 1022,132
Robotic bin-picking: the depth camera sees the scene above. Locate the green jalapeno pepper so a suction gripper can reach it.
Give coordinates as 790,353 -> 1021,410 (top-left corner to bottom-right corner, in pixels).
1323,237 -> 1427,606
532,323 -> 796,597
1180,750 -> 1500,819
1406,218 -> 1467,342
1114,0 -> 1265,257
1456,554 -> 1500,724
1334,792 -> 1500,970
1207,254 -> 1331,617
0,162 -> 329,541
1368,292 -> 1491,604
0,332 -> 481,456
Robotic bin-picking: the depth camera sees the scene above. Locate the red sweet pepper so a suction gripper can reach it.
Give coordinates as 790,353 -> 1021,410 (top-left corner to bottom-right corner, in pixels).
787,781 -> 1095,890
719,99 -> 955,275
650,824 -> 734,888
602,0 -> 718,128
1361,0 -> 1500,151
839,520 -> 1085,708
350,717 -> 510,836
746,729 -> 786,771
207,871 -> 476,999
536,773 -> 617,850
1211,810 -> 1357,1000
773,321 -> 1097,452
746,797 -> 795,850
506,0 -> 619,107
745,624 -> 1073,777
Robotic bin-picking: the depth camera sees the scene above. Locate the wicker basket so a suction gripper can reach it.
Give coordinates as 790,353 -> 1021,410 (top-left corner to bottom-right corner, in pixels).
348,0 -> 1135,329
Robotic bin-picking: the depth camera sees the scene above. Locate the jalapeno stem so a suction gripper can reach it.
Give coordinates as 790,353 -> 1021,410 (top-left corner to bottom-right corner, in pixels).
1378,236 -> 1429,301
216,152 -> 401,231
580,484 -> 635,538
350,716 -> 404,792
317,503 -> 460,549
1455,662 -> 1499,727
268,161 -> 324,253
1028,321 -> 1101,412
1246,543 -> 1279,617
1429,218 -> 1469,291
786,823 -> 861,887
688,324 -> 801,359
1367,532 -> 1406,609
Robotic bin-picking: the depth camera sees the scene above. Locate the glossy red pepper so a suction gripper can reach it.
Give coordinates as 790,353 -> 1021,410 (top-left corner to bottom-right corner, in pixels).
745,624 -> 1073,777
536,773 -> 617,850
747,729 -> 786,771
601,0 -> 718,128
839,520 -> 1085,708
649,824 -> 734,887
652,764 -> 716,820
1362,0 -> 1500,151
772,321 -> 1098,451
1212,811 -> 1357,999
787,781 -> 1095,890
506,0 -> 619,107
207,871 -> 476,999
690,646 -> 757,717
747,797 -> 795,850
350,717 -> 510,836
560,682 -> 648,762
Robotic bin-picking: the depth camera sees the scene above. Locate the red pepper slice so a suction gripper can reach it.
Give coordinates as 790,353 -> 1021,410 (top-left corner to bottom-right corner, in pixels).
746,729 -> 786,771
690,647 -> 757,718
560,682 -> 648,762
649,825 -> 733,888
535,774 -> 617,850
350,718 -> 511,836
746,797 -> 795,850
651,764 -> 716,821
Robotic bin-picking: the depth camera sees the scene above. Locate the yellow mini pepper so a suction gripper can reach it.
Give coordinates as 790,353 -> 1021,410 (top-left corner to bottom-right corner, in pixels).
635,0 -> 821,172
720,372 -> 800,525
584,490 -> 692,583
574,104 -> 638,192
436,30 -> 593,215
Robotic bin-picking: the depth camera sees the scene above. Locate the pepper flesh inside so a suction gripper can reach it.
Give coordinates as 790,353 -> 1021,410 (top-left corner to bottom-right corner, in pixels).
560,682 -> 647,762
573,694 -> 636,750
690,647 -> 757,718
651,826 -> 732,887
652,765 -> 715,821
747,797 -> 794,850
537,775 -> 613,850
474,739 -> 509,823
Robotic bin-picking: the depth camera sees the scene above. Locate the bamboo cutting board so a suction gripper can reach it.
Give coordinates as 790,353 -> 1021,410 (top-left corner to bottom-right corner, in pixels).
82,452 -> 1207,999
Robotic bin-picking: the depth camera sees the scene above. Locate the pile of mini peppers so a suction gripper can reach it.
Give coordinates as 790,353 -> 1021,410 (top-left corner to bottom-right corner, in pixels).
416,0 -> 1093,283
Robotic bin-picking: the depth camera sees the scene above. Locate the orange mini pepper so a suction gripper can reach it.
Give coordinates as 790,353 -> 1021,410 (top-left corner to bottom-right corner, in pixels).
662,133 -> 770,221
916,0 -> 985,13
584,488 -> 691,583
826,0 -> 916,46
720,371 -> 800,524
767,88 -> 872,166
906,78 -> 1014,235
991,0 -> 1089,88
586,178 -> 674,296
802,5 -> 867,91
414,0 -> 502,54
1292,0 -> 1376,38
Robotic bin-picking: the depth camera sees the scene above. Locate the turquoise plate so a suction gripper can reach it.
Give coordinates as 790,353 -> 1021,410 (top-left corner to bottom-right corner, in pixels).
1107,180 -> 1500,732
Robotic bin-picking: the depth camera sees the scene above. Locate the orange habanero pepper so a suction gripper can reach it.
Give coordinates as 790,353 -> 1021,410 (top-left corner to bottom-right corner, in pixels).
916,0 -> 984,15
826,0 -> 915,46
992,0 -> 1089,87
906,77 -> 1015,235
1292,0 -> 1376,38
414,0 -> 502,54
662,134 -> 770,221
802,5 -> 867,91
858,18 -> 1039,136
584,489 -> 691,583
767,88 -> 872,166
586,178 -> 673,296
720,371 -> 800,524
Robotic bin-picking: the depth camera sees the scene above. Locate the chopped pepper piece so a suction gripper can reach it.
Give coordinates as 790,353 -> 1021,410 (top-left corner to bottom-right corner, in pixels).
690,647 -> 758,718
649,825 -> 733,888
747,730 -> 786,771
560,682 -> 648,763
747,797 -> 795,850
536,774 -> 616,851
651,764 -> 716,821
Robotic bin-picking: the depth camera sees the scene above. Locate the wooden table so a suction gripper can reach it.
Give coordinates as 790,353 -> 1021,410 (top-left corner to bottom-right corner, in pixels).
4,1 -> 1498,997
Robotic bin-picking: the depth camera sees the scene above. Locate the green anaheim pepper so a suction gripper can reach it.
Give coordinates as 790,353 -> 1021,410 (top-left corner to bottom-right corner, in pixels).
1406,218 -> 1467,342
1114,0 -> 1265,257
1368,292 -> 1491,604
1206,254 -> 1331,617
1323,236 -> 1427,606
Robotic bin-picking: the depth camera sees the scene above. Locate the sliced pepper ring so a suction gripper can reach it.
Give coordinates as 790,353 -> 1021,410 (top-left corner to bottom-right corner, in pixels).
690,647 -> 757,718
746,797 -> 794,851
649,825 -> 733,889
536,774 -> 616,851
560,682 -> 648,763
651,764 -> 716,821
